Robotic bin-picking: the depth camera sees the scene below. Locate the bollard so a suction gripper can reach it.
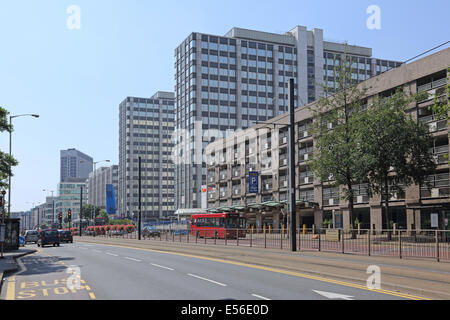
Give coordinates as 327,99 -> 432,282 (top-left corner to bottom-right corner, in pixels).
436,230 -> 440,263
303,224 -> 306,235
318,229 -> 321,252
264,228 -> 267,249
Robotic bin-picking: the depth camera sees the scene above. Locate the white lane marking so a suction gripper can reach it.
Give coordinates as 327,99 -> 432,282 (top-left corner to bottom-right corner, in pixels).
251,293 -> 271,301
93,249 -> 102,253
106,252 -> 118,257
313,290 -> 354,300
125,257 -> 142,262
187,274 -> 227,287
150,263 -> 174,271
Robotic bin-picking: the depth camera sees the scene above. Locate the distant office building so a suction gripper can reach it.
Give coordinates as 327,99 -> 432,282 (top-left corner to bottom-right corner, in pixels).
55,179 -> 88,223
87,165 -> 119,211
60,149 -> 94,182
174,25 -> 403,210
118,91 -> 175,221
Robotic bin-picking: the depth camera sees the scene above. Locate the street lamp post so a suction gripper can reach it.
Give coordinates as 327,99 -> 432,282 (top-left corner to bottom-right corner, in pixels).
255,78 -> 297,252
8,114 -> 39,216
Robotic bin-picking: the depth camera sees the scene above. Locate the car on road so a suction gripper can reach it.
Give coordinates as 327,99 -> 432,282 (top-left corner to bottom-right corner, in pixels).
24,230 -> 39,244
142,227 -> 161,238
37,230 -> 60,248
58,230 -> 73,243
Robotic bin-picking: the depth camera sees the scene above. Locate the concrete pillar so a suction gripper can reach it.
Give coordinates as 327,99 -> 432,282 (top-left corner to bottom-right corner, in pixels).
314,208 -> 323,229
406,208 -> 416,232
370,207 -> 383,231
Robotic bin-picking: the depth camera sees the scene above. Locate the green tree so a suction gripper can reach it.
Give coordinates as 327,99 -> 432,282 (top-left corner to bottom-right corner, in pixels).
81,204 -> 101,220
358,90 -> 436,237
309,51 -> 369,235
96,209 -> 110,224
0,106 -> 18,189
432,66 -> 449,164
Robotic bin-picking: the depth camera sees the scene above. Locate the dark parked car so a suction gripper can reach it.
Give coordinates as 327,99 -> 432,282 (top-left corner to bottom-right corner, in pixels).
37,230 -> 60,248
59,230 -> 73,243
142,227 -> 161,238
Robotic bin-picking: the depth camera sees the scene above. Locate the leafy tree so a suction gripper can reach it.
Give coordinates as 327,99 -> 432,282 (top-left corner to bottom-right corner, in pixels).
309,51 -> 369,235
432,66 -> 449,164
81,204 -> 101,220
96,209 -> 110,224
0,106 -> 18,189
432,67 -> 450,121
357,90 -> 436,237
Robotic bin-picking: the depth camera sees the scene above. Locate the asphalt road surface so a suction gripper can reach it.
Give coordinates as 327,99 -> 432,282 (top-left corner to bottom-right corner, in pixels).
1,242 -> 418,301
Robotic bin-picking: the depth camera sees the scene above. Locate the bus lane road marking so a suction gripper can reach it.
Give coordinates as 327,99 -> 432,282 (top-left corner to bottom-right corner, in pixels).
4,250 -> 96,300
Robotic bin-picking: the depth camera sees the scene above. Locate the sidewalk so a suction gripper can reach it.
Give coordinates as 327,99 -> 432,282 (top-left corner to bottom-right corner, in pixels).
75,236 -> 450,300
0,248 -> 36,293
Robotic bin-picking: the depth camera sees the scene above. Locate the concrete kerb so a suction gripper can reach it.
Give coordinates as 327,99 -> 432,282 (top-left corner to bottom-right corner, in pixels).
74,237 -> 450,300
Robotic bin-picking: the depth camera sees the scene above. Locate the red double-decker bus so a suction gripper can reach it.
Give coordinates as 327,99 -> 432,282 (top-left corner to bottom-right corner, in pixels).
190,213 -> 247,239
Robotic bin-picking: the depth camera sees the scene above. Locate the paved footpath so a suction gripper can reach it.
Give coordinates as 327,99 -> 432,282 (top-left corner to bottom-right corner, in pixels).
73,236 -> 450,300
0,249 -> 36,293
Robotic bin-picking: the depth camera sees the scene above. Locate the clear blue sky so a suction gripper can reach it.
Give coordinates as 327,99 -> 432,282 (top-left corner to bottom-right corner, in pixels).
0,0 -> 449,212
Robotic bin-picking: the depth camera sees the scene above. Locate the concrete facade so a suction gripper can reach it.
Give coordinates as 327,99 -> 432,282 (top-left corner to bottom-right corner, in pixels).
205,47 -> 450,231
174,25 -> 403,211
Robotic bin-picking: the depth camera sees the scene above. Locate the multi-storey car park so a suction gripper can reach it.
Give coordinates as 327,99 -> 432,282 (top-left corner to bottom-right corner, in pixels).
205,47 -> 449,232
174,25 -> 403,211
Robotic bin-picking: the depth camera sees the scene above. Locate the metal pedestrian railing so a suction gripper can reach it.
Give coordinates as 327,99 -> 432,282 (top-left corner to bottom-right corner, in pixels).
85,227 -> 450,262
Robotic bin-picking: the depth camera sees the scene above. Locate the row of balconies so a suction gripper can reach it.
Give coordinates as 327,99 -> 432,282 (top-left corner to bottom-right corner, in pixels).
208,172 -> 450,204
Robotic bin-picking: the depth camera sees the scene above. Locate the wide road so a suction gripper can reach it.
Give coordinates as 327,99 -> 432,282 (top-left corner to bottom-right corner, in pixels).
1,241 -> 421,301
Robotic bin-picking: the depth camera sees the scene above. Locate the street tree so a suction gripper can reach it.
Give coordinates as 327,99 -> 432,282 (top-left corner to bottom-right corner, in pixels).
0,106 -> 18,189
357,90 -> 436,236
309,51 -> 369,234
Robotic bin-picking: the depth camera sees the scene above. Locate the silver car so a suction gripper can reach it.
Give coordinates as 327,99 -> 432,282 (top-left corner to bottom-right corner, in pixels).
24,230 -> 39,244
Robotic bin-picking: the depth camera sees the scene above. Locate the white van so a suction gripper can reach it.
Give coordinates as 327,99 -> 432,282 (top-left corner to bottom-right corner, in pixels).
24,230 -> 39,244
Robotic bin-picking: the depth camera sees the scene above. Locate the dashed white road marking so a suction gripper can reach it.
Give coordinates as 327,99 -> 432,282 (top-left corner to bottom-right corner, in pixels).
125,257 -> 142,262
251,293 -> 271,300
150,263 -> 174,271
187,274 -> 227,287
106,252 -> 118,257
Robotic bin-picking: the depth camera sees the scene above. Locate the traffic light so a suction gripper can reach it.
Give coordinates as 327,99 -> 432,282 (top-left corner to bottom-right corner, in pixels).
58,212 -> 62,221
68,209 -> 72,222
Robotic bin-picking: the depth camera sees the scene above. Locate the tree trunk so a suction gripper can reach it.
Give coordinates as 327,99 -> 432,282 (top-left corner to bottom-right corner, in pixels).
384,177 -> 392,241
348,185 -> 357,239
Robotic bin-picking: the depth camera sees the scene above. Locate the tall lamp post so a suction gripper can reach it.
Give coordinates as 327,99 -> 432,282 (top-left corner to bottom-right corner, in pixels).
7,114 -> 39,216
255,78 -> 297,252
